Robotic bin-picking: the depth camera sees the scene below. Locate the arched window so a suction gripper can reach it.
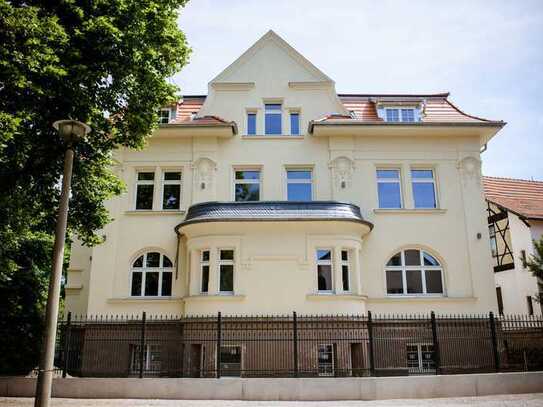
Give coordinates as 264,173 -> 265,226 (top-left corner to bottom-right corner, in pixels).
385,249 -> 443,295
130,252 -> 173,297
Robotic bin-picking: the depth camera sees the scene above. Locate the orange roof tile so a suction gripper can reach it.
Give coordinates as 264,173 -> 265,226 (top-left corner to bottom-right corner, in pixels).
483,176 -> 543,220
170,93 -> 503,127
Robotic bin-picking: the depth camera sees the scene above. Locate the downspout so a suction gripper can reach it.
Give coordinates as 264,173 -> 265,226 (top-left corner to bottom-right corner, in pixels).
175,229 -> 182,280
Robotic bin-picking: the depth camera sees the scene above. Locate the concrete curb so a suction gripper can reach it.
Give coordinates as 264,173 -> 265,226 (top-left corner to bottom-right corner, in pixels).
0,372 -> 542,401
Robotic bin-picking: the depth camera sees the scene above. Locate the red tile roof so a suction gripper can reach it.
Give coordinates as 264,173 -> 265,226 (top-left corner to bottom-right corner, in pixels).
483,176 -> 543,220
172,93 -> 503,125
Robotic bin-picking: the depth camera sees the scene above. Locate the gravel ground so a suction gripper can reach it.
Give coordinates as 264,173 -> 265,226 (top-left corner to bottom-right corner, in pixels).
1,394 -> 543,407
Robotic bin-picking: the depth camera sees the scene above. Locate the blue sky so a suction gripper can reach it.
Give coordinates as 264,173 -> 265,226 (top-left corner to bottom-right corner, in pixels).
174,0 -> 543,180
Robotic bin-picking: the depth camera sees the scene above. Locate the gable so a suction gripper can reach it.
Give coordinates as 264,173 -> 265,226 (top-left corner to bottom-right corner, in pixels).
211,30 -> 332,85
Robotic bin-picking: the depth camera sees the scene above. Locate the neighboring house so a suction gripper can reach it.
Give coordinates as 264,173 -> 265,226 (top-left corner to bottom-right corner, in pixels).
483,176 -> 543,316
65,30 -> 505,319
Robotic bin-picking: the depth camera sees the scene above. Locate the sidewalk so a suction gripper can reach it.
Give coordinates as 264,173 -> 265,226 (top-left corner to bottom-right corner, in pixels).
1,393 -> 543,407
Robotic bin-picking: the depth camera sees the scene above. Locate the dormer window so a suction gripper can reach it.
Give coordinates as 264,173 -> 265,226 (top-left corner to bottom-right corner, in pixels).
385,108 -> 416,123
159,108 -> 171,124
265,104 -> 282,135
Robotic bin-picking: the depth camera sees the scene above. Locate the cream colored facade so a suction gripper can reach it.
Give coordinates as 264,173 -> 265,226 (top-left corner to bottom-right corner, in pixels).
65,30 -> 503,317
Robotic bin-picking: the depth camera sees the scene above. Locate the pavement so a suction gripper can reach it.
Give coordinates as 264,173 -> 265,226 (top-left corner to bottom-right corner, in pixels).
1,394 -> 543,407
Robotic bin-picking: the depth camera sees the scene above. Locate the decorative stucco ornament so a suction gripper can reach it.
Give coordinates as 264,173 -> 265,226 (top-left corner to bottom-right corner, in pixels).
192,157 -> 217,191
457,156 -> 482,186
330,156 -> 355,190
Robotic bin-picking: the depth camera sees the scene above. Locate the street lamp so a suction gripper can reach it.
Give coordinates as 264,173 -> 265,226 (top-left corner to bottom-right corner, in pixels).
34,120 -> 91,407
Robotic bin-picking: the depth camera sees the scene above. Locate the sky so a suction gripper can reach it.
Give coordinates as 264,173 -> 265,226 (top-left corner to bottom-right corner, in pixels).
174,0 -> 543,180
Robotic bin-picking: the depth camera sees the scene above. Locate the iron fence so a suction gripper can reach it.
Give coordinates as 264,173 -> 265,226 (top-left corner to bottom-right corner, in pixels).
55,311 -> 543,378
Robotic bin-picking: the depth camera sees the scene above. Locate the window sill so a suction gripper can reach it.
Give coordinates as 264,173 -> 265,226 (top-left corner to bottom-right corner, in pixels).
125,210 -> 186,216
107,296 -> 183,303
368,296 -> 477,303
306,293 -> 367,301
373,208 -> 447,215
241,135 -> 304,140
183,294 -> 246,302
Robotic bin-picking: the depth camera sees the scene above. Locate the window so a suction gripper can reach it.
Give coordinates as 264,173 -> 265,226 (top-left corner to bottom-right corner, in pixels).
265,104 -> 282,135
385,249 -> 443,295
131,252 -> 173,297
489,225 -> 498,258
496,287 -> 504,315
316,249 -> 333,292
247,113 -> 256,135
527,296 -> 534,316
234,170 -> 261,201
385,108 -> 416,123
406,344 -> 435,373
377,169 -> 402,209
286,169 -> 312,201
219,249 -> 234,293
135,172 -> 155,210
318,344 -> 336,376
130,344 -> 161,374
290,112 -> 300,135
200,250 -> 210,293
341,250 -> 350,292
411,169 -> 437,209
159,108 -> 171,124
162,171 -> 182,210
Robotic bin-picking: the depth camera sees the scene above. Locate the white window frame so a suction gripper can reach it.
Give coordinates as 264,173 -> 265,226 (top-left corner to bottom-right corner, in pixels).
246,111 -> 257,135
130,252 -> 174,297
285,168 -> 313,201
264,103 -> 282,135
130,344 -> 161,374
341,249 -> 351,292
411,168 -> 437,209
161,170 -> 183,210
135,170 -> 156,210
316,248 -> 333,293
385,249 -> 444,297
317,344 -> 335,377
384,107 -> 416,123
218,248 -> 235,295
159,108 -> 171,124
289,110 -> 301,135
200,249 -> 210,294
376,168 -> 403,209
233,168 -> 262,201
406,343 -> 435,373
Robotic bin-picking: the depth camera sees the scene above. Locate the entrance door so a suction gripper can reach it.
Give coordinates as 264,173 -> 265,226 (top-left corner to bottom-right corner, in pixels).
220,346 -> 242,376
189,344 -> 202,377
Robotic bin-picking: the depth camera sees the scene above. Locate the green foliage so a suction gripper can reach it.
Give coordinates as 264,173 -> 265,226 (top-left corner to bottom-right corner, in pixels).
0,0 -> 190,374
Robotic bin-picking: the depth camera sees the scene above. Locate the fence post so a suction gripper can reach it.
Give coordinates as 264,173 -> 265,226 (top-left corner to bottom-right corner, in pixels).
489,311 -> 500,372
293,311 -> 299,378
62,312 -> 72,378
367,310 -> 375,376
216,311 -> 222,379
139,311 -> 146,379
430,311 -> 441,375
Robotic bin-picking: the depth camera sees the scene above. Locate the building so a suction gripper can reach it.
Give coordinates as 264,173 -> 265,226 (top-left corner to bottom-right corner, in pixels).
483,176 -> 543,316
63,30 -> 512,376
65,30 -> 505,318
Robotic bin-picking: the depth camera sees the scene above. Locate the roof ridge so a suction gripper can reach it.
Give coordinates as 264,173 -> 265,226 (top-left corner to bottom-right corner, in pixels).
483,175 -> 543,184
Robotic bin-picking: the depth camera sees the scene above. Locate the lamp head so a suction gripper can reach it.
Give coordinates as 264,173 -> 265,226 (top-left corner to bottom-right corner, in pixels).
53,120 -> 91,144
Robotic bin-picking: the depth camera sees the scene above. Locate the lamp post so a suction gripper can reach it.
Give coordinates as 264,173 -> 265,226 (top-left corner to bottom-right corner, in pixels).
34,120 -> 91,407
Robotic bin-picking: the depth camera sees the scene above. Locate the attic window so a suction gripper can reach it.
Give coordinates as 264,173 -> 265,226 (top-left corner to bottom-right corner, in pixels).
159,108 -> 171,124
385,108 -> 416,123
265,104 -> 282,135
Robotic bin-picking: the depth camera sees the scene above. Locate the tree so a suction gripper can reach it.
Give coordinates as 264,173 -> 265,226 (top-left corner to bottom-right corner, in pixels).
526,236 -> 543,303
0,0 -> 190,374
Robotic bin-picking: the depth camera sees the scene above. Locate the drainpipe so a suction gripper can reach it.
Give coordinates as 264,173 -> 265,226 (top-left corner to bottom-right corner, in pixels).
175,229 -> 182,280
